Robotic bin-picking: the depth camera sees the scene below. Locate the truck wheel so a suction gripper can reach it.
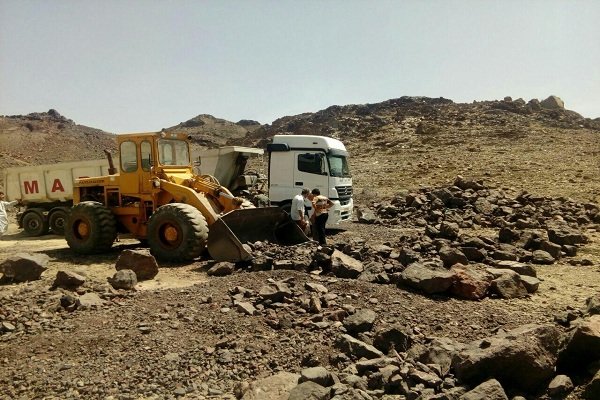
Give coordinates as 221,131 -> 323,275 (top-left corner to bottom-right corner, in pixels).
49,207 -> 70,235
147,203 -> 208,262
22,210 -> 49,236
65,202 -> 117,254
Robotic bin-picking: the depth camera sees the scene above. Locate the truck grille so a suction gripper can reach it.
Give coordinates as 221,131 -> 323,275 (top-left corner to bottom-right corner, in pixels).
335,185 -> 353,205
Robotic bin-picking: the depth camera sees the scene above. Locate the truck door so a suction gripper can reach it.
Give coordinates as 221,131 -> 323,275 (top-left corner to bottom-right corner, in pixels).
293,151 -> 329,193
140,140 -> 153,193
119,140 -> 140,196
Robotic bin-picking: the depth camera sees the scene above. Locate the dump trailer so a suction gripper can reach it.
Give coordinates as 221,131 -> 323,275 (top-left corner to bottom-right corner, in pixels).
3,160 -> 111,235
64,131 -> 308,262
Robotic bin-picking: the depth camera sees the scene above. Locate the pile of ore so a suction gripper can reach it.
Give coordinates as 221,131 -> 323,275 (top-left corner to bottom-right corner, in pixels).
349,176 -> 598,299
233,282 -> 600,400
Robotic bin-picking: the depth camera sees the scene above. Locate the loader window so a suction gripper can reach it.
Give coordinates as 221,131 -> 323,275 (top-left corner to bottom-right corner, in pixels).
141,141 -> 152,171
298,153 -> 326,175
158,139 -> 190,166
120,141 -> 138,173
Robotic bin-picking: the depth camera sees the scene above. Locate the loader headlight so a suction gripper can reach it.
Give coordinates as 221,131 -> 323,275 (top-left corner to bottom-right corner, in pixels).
152,178 -> 161,188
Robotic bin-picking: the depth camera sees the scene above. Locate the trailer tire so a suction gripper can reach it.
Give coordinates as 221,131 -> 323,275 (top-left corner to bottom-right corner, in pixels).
49,207 -> 70,235
147,203 -> 208,262
65,202 -> 117,254
22,210 -> 49,236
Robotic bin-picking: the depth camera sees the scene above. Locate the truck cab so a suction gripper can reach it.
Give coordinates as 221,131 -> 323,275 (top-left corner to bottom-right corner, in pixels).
267,135 -> 353,225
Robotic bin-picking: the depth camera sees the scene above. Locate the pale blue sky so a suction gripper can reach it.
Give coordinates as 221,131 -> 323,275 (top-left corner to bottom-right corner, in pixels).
1,0 -> 599,133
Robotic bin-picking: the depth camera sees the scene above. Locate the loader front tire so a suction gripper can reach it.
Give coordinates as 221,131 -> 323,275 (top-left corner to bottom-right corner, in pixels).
147,203 -> 208,262
65,202 -> 117,254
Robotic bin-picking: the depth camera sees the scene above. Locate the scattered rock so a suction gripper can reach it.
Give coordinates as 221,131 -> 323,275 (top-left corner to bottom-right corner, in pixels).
53,270 -> 86,289
453,324 -> 562,392
400,262 -> 456,294
208,262 -> 236,276
459,378 -> 508,400
0,253 -> 49,282
547,374 -> 573,398
331,251 -> 364,279
108,269 -> 138,290
343,308 -> 377,335
115,249 -> 159,280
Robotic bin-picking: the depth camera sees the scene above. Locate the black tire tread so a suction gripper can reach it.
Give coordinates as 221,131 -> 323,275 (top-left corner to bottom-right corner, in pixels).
22,209 -> 49,236
65,201 -> 117,254
147,203 -> 208,262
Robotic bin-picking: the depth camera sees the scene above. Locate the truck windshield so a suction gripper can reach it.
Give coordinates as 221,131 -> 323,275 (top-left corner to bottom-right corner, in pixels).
327,155 -> 351,177
158,139 -> 190,166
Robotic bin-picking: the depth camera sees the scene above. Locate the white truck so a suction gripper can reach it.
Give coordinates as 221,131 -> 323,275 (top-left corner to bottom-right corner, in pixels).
198,135 -> 353,226
3,160 -> 111,235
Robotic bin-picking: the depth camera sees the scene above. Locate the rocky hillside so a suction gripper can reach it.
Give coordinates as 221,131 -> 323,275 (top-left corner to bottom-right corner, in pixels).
0,110 -> 116,171
235,96 -> 600,202
3,96 -> 600,202
164,114 -> 262,156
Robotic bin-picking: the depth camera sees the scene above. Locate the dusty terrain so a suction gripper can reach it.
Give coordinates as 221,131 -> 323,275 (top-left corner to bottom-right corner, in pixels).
1,96 -> 600,399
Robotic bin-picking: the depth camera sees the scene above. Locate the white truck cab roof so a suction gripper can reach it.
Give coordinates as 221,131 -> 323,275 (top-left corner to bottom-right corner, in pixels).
272,135 -> 347,152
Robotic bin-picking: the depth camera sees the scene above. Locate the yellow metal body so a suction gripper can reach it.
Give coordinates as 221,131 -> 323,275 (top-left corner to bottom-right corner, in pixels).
73,131 -> 243,238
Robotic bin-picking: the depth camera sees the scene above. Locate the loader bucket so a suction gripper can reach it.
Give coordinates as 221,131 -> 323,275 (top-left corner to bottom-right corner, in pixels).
207,207 -> 310,262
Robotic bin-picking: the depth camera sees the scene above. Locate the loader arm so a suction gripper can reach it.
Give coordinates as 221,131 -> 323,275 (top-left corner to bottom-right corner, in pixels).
158,179 -> 224,225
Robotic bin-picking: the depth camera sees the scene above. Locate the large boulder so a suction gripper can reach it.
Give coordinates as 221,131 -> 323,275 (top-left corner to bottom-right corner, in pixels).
488,269 -> 528,299
259,281 -> 293,302
331,250 -> 364,279
540,95 -> 565,110
343,308 -> 377,335
108,269 -> 138,290
0,253 -> 49,282
450,263 -> 494,300
459,379 -> 508,400
452,324 -> 563,393
439,246 -> 469,268
557,315 -> 600,372
373,324 -> 413,354
547,374 -> 574,398
337,334 -> 384,359
115,249 -> 159,281
299,367 -> 335,387
53,270 -> 86,289
547,224 -> 587,246
410,337 -> 465,377
400,261 -> 456,294
532,250 -> 555,265
493,260 -> 536,277
240,372 -> 300,400
207,262 -> 235,276
288,381 -> 330,400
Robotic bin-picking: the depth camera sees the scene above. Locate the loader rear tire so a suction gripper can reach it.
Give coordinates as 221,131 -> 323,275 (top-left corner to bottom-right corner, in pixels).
147,203 -> 208,262
65,202 -> 117,254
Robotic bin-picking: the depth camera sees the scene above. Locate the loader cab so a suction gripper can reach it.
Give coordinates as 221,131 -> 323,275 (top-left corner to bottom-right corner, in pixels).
116,132 -> 193,196
117,135 -> 157,195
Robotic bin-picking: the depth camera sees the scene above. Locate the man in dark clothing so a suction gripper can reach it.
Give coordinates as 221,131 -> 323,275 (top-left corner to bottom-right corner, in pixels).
309,188 -> 333,245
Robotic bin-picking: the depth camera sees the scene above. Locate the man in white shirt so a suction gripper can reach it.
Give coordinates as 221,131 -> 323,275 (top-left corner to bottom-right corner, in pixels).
0,191 -> 20,236
290,188 -> 310,230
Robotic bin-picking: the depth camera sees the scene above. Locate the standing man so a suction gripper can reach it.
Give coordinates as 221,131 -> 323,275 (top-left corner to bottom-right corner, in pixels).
310,188 -> 334,245
0,191 -> 20,236
290,188 -> 310,231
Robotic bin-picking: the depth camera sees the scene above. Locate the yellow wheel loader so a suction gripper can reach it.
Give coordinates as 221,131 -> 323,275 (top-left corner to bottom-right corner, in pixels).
64,131 -> 308,262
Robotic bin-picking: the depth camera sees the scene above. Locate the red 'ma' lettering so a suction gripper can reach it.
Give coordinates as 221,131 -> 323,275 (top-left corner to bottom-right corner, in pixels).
24,180 -> 39,194
51,179 -> 65,192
